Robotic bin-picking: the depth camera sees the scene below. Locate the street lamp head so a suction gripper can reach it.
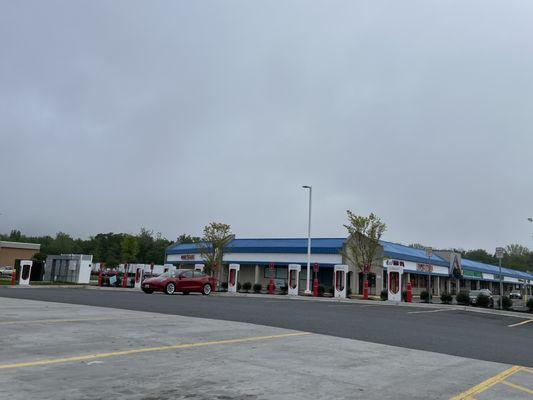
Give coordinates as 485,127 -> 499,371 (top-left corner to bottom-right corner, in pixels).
528,217 -> 533,223
302,185 -> 311,189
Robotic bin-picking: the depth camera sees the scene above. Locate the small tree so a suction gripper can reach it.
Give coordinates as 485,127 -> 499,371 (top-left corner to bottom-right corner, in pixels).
341,211 -> 386,297
121,235 -> 139,263
199,222 -> 233,281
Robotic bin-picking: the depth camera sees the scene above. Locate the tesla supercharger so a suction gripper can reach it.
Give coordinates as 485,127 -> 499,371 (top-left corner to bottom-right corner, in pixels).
194,264 -> 205,273
228,264 -> 240,293
288,264 -> 301,296
19,260 -> 33,286
387,264 -> 403,302
334,264 -> 348,298
134,267 -> 144,289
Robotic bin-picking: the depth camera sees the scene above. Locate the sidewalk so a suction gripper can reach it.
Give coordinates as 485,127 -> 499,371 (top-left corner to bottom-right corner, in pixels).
214,291 -> 533,320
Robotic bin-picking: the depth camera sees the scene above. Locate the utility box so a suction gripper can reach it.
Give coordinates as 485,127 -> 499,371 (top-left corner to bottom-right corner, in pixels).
44,254 -> 93,284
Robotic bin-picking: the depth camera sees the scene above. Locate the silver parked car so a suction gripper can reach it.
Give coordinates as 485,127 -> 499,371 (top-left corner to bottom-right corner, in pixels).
509,290 -> 522,299
0,267 -> 14,278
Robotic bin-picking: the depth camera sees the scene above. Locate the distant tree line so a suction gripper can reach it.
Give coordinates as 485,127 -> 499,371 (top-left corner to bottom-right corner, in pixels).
0,228 -> 200,267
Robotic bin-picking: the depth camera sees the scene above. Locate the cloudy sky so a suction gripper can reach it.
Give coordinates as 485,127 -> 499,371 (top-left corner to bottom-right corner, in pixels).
1,1 -> 533,251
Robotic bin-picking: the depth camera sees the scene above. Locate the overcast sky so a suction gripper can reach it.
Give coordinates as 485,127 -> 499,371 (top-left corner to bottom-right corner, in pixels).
1,1 -> 533,251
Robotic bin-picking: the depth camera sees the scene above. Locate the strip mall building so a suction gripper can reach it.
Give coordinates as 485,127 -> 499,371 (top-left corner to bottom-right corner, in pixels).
165,238 -> 533,296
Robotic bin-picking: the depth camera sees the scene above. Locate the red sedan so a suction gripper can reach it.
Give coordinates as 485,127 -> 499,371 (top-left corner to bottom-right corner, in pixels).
141,269 -> 216,295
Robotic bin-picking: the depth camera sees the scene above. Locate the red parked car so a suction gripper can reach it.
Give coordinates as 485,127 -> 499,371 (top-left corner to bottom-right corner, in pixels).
141,269 -> 216,295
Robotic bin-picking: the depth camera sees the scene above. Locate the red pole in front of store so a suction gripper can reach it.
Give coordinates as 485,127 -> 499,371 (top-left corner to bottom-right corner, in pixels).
10,267 -> 17,285
406,281 -> 412,303
121,264 -> 128,288
363,279 -> 369,300
268,262 -> 274,295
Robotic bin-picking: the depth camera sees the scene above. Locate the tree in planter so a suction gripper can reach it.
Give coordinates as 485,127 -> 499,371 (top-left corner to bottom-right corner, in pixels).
199,222 -> 233,283
341,210 -> 386,299
242,282 -> 252,293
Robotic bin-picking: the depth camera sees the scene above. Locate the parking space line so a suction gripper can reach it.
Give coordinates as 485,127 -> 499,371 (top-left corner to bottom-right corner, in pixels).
0,315 -> 173,326
408,308 -> 460,314
508,319 -> 533,328
449,365 -> 522,400
0,332 -> 311,370
500,380 -> 533,395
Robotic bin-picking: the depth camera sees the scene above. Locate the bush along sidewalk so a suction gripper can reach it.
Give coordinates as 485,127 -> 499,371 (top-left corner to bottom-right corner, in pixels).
456,291 -> 470,305
253,283 -> 262,293
440,292 -> 452,304
476,293 -> 490,308
501,296 -> 512,310
242,282 -> 252,293
527,298 -> 533,312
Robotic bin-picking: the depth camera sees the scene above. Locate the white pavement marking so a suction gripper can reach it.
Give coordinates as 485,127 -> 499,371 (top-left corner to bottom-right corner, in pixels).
408,308 -> 460,314
507,319 -> 533,328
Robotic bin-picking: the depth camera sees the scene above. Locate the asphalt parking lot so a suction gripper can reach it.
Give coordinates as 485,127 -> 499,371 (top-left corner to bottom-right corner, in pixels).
1,297 -> 532,400
1,287 -> 532,366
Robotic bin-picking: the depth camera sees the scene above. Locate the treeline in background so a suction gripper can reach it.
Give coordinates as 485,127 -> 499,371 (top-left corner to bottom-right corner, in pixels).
0,229 -> 200,267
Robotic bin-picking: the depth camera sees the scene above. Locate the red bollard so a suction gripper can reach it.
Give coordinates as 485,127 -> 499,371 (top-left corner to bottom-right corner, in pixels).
97,271 -> 103,287
313,277 -> 318,297
121,264 -> 128,288
406,281 -> 412,303
10,267 -> 17,286
268,262 -> 274,294
363,279 -> 369,300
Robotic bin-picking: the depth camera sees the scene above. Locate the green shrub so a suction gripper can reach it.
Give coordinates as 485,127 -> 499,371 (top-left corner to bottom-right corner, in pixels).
380,289 -> 388,300
317,285 -> 325,296
253,283 -> 262,293
328,286 -> 335,295
420,291 -> 430,302
456,291 -> 470,305
440,292 -> 453,304
242,282 -> 252,293
527,297 -> 533,312
501,296 -> 512,310
476,293 -> 490,308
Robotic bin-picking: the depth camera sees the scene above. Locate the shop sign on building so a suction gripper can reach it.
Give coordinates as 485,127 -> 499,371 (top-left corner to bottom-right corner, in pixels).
180,254 -> 195,261
416,263 -> 433,273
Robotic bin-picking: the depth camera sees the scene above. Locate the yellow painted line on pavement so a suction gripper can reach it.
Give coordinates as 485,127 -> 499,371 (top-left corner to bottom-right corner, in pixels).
500,380 -> 533,395
0,332 -> 310,370
0,315 -> 173,326
508,319 -> 533,328
449,365 -> 522,400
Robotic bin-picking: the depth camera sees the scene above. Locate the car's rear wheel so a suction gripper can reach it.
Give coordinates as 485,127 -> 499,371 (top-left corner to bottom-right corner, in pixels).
202,283 -> 212,295
165,283 -> 175,295
142,289 -> 153,294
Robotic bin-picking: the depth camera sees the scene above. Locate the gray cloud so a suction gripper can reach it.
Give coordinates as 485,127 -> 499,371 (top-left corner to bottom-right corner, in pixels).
1,0 -> 533,251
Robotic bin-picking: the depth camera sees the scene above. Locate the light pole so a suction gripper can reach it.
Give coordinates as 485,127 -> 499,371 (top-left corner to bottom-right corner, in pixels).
302,185 -> 312,295
495,247 -> 504,309
426,247 -> 433,303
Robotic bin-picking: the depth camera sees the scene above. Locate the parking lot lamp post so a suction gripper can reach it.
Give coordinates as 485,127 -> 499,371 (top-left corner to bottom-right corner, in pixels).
426,247 -> 433,303
495,247 -> 504,309
302,185 -> 312,295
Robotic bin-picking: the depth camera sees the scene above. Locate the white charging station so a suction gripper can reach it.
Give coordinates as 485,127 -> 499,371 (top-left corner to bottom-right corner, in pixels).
19,260 -> 33,286
134,266 -> 144,289
334,264 -> 348,298
288,264 -> 301,296
194,264 -> 205,273
387,263 -> 403,302
228,264 -> 240,293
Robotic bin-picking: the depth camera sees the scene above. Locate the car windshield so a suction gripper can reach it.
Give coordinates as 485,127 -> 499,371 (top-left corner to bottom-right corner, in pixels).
158,271 -> 175,278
